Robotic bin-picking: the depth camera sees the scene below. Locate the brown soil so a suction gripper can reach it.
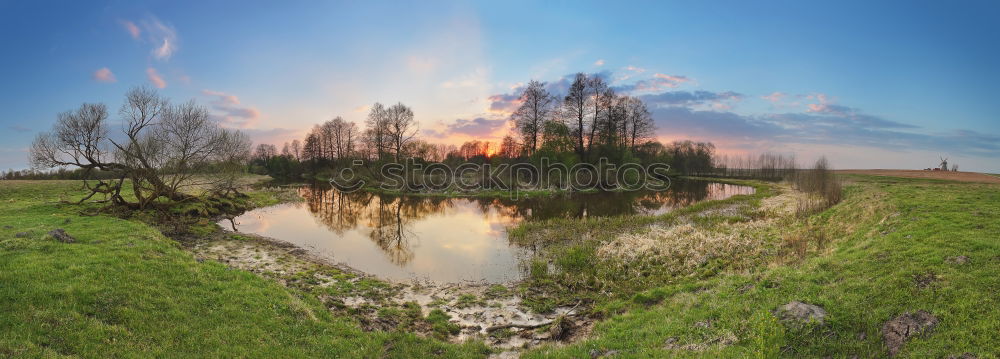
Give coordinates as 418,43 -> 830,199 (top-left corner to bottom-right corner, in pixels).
837,169 -> 1000,184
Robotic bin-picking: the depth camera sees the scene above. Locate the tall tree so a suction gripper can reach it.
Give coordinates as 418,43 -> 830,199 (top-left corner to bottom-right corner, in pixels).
623,96 -> 654,150
564,73 -> 589,158
586,76 -> 611,153
364,103 -> 388,161
290,139 -> 302,160
384,102 -> 417,162
512,80 -> 555,155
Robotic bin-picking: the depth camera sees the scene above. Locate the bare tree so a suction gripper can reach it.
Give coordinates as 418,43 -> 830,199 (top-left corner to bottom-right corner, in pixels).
364,103 -> 389,161
290,139 -> 302,160
498,135 -> 521,159
564,73 -> 589,158
281,142 -> 292,157
623,96 -> 654,150
29,86 -> 252,208
384,102 -> 417,162
586,76 -> 612,153
512,80 -> 555,155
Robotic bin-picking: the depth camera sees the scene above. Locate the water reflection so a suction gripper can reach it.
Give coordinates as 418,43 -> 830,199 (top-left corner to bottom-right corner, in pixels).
225,180 -> 753,283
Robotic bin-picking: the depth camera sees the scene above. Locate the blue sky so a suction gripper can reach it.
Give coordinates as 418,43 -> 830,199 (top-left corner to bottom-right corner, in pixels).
1,0 -> 998,171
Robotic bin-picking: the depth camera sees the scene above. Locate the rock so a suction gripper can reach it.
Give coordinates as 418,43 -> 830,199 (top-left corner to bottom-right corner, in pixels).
3,225 -> 12,229
947,255 -> 970,265
48,229 -> 75,243
589,348 -> 618,358
774,301 -> 826,326
694,319 -> 712,328
14,232 -> 29,238
882,310 -> 939,356
945,353 -> 976,359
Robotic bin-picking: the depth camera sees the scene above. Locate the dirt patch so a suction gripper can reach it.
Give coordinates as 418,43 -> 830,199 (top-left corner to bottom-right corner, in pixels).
882,310 -> 939,356
913,272 -> 939,289
838,169 -> 1000,184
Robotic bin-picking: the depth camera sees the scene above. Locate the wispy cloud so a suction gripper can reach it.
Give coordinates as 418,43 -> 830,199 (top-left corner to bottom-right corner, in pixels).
201,89 -> 261,128
119,20 -> 140,39
761,92 -> 786,103
640,90 -> 743,108
92,67 -> 116,83
146,67 -> 166,88
594,59 -> 605,66
123,16 -> 178,61
614,73 -> 692,93
7,125 -> 31,133
648,105 -> 994,157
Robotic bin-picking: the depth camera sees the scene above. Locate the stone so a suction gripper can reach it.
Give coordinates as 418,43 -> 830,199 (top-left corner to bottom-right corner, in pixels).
14,232 -> 28,238
882,310 -> 938,356
589,348 -> 619,358
774,301 -> 826,326
47,229 -> 75,243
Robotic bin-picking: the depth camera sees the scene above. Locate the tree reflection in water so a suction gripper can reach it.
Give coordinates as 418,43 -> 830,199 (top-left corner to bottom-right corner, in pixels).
293,180 -> 753,267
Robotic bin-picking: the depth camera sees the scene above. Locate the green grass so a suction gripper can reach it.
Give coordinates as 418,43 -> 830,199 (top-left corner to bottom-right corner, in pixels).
0,180 -> 488,358
4,175 -> 997,358
521,175 -> 1000,358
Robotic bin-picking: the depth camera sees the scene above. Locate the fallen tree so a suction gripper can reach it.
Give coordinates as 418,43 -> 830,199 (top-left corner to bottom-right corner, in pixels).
29,86 -> 252,209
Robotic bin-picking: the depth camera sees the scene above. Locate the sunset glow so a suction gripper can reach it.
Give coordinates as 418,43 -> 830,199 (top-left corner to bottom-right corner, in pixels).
1,1 -> 998,171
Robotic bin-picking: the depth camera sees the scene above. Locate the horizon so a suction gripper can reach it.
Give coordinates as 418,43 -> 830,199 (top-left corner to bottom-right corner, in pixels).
2,1 -> 999,172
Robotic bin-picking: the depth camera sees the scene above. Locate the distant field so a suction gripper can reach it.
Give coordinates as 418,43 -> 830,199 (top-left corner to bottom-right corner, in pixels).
837,169 -> 1000,184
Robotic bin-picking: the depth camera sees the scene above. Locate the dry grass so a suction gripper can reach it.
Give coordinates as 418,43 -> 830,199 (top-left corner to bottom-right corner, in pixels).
596,185 -> 801,273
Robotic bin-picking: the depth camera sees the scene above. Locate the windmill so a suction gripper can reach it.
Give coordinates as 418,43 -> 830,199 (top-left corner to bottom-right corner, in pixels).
939,157 -> 949,171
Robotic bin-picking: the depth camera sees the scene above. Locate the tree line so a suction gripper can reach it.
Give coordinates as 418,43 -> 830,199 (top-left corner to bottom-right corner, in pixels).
252,72 -> 694,181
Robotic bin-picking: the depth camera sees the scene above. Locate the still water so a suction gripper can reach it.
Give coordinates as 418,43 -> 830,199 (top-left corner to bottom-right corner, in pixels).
223,181 -> 753,283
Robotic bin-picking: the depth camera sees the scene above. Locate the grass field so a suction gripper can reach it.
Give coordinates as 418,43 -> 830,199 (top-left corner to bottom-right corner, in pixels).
2,175 -> 997,358
521,175 -> 1000,358
0,180 -> 488,358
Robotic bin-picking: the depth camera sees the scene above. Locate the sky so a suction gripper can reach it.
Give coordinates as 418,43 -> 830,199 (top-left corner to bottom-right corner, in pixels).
1,0 -> 998,172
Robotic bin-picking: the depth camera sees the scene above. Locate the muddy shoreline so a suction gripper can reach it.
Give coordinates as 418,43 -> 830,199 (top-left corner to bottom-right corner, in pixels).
186,229 -> 591,353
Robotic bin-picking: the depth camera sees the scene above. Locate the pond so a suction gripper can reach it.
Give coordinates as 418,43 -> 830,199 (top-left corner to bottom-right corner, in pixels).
222,180 -> 754,284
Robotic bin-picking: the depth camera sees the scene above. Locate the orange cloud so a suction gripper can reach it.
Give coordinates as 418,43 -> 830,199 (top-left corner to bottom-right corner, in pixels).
119,20 -> 140,39
92,67 -> 116,83
146,67 -> 166,88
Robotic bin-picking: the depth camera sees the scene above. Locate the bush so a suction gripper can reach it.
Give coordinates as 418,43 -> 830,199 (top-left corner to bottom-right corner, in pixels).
794,156 -> 843,215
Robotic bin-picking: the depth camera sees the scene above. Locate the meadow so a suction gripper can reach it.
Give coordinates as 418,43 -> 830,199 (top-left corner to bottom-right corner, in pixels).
1,174 -> 997,358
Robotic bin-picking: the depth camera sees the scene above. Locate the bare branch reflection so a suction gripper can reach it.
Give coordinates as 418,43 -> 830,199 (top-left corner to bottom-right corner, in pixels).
291,181 -> 752,267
